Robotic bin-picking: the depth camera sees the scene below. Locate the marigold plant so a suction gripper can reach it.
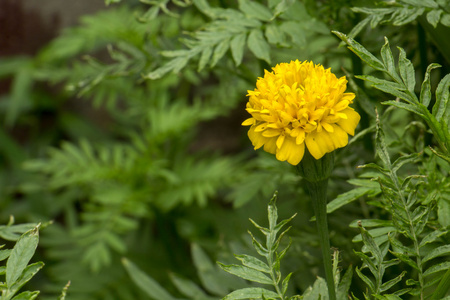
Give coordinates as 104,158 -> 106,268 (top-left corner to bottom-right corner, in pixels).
242,60 -> 361,165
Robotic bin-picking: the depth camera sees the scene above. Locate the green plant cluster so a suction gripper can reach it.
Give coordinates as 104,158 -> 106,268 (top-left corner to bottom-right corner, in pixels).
0,0 -> 449,299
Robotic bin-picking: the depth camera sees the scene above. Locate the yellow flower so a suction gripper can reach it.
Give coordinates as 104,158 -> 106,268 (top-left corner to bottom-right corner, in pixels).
242,60 -> 360,165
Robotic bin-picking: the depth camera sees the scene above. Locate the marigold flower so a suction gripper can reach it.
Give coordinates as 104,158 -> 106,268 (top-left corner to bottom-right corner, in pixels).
242,60 -> 360,165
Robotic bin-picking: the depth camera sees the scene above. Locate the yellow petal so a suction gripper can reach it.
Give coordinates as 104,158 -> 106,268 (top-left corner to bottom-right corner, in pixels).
254,123 -> 268,132
322,122 -> 334,133
337,108 -> 360,136
248,126 -> 266,150
276,137 -> 305,165
276,134 -> 285,149
262,129 -> 281,137
241,118 -> 255,126
305,131 -> 334,159
263,137 -> 277,154
296,130 -> 305,144
330,124 -> 349,148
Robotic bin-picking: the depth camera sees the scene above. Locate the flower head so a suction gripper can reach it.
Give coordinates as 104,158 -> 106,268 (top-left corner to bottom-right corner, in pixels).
242,60 -> 360,165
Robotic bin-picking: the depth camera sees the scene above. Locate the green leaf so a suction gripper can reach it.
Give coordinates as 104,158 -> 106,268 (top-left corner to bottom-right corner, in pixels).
392,152 -> 421,173
169,273 -> 209,299
0,249 -> 11,261
247,29 -> 271,63
281,272 -> 292,297
122,258 -> 175,300
337,266 -> 353,300
273,0 -> 295,17
145,56 -> 191,79
424,261 -> 450,277
234,255 -> 271,273
211,39 -> 230,67
11,291 -> 39,300
198,46 -> 213,71
422,245 -> 450,263
441,14 -> 450,26
398,47 -> 416,95
380,271 -> 406,292
191,244 -> 229,296
438,198 -> 450,227
238,0 -> 273,21
332,31 -> 385,71
218,263 -> 273,285
326,187 -> 375,214
349,219 -> 393,228
8,262 -> 44,297
375,116 -> 391,168
6,227 -> 39,287
358,225 -> 383,261
419,230 -> 447,248
381,100 -> 426,118
355,266 -> 376,293
223,287 -> 279,300
427,9 -> 443,27
230,33 -> 246,66
420,63 -> 441,107
432,73 -> 450,121
380,37 -> 399,81
355,75 -> 406,92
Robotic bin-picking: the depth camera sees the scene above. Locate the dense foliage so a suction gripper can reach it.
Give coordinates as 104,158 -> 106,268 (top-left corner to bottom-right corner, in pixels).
0,0 -> 449,299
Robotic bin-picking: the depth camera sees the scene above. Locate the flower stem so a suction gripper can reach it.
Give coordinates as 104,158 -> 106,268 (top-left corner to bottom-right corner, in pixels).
306,179 -> 336,300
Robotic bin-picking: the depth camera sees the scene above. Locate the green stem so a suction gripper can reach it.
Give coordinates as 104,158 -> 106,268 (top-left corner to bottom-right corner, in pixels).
306,179 -> 336,300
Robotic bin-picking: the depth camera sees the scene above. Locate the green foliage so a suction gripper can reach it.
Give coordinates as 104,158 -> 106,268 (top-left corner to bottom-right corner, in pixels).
0,0 -> 449,299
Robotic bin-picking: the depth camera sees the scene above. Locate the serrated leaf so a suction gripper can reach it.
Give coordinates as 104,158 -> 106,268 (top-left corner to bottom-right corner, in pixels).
349,219 -> 392,228
333,31 -> 385,71
392,152 -> 421,173
422,244 -> 450,263
218,263 -> 272,285
8,262 -> 44,297
6,227 -> 39,287
122,258 -> 175,300
356,75 -> 406,91
427,9 -> 443,27
211,39 -> 230,67
238,0 -> 273,21
230,33 -> 246,66
432,73 -> 450,121
223,287 -> 279,300
326,187 -> 374,214
337,266 -> 353,300
381,100 -> 426,118
273,0 -> 295,17
145,56 -> 191,79
279,21 -> 306,46
281,272 -> 292,297
265,24 -> 286,46
359,225 -> 383,261
424,261 -> 450,277
398,47 -> 416,95
380,37 -> 399,80
198,47 -> 213,71
11,291 -> 40,300
355,266 -> 375,293
375,85 -> 414,104
247,29 -> 271,63
420,63 -> 441,107
380,271 -> 406,292
375,116 -> 391,168
235,254 -> 270,273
